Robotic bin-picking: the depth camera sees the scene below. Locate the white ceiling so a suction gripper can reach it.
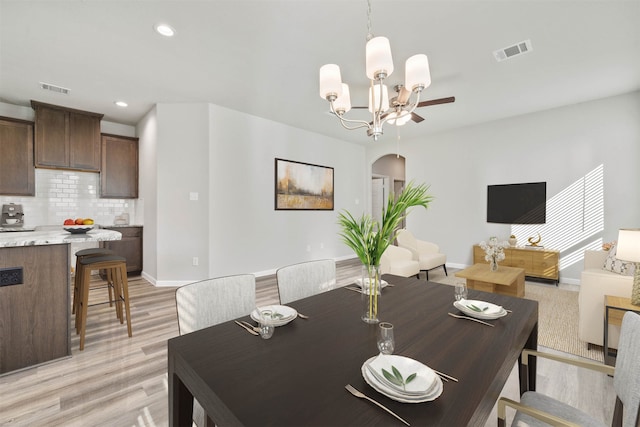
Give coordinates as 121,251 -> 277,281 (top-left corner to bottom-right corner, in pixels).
1,0 -> 639,145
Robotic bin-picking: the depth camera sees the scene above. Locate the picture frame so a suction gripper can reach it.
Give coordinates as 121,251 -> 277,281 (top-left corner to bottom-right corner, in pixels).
275,158 -> 334,210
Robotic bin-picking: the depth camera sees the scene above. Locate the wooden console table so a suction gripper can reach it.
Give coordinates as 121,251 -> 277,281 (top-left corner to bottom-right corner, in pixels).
473,245 -> 559,283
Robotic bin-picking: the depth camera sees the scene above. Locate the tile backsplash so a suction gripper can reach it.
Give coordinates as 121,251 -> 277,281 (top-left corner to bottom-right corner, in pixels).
0,169 -> 142,227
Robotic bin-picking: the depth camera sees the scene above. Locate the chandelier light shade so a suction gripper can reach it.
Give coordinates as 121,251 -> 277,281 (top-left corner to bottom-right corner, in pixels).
366,36 -> 394,80
405,54 -> 431,92
616,228 -> 640,305
319,64 -> 343,101
318,0 -> 433,141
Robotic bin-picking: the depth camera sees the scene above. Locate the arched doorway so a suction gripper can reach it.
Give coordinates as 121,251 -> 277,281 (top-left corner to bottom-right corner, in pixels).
371,154 -> 406,229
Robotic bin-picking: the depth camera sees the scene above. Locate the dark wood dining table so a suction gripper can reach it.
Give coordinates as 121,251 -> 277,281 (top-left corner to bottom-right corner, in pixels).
168,274 -> 538,426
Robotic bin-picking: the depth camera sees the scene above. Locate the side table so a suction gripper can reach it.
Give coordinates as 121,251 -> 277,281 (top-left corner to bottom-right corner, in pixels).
604,295 -> 640,366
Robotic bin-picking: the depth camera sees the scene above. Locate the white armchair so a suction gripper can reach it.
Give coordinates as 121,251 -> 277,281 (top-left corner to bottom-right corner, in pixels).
579,250 -> 634,349
380,245 -> 420,278
396,229 -> 447,280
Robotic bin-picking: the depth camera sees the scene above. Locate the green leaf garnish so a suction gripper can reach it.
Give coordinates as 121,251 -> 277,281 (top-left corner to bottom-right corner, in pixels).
467,304 -> 489,312
381,365 -> 417,391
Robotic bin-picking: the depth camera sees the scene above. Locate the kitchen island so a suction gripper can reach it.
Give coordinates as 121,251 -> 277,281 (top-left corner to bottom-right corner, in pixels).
0,228 -> 121,375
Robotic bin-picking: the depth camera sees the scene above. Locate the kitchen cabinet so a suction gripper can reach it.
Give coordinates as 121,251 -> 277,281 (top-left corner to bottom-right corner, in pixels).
100,226 -> 143,275
31,100 -> 103,171
0,116 -> 35,196
100,134 -> 139,198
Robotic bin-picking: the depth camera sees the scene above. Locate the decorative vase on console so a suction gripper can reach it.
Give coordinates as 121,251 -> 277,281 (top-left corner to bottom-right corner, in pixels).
509,235 -> 517,247
480,236 -> 509,272
337,182 -> 433,323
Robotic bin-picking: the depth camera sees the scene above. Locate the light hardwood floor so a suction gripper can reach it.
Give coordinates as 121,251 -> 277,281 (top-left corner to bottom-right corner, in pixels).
0,259 -> 615,426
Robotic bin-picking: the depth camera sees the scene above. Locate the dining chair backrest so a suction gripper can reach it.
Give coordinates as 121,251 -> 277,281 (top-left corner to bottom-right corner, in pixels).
276,259 -> 336,304
613,311 -> 640,427
175,274 -> 256,335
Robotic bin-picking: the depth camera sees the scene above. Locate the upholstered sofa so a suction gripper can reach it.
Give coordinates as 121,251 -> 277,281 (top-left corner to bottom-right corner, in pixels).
380,245 -> 420,278
578,250 -> 634,349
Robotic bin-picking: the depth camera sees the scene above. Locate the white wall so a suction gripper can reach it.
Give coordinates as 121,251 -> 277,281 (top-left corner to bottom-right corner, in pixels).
137,107 -> 158,282
367,91 -> 640,284
140,103 -> 366,285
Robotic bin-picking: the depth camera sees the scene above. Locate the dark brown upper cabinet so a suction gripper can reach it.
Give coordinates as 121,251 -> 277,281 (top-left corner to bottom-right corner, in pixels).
0,116 -> 35,196
100,133 -> 139,199
31,101 -> 103,172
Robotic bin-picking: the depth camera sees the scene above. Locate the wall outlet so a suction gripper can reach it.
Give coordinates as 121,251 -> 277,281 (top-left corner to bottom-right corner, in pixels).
306,245 -> 311,252
192,257 -> 199,266
0,267 -> 23,287
189,192 -> 199,201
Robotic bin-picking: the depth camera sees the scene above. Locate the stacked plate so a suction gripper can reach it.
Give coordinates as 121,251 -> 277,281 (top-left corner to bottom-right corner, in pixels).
250,305 -> 297,326
361,354 -> 443,403
353,278 -> 389,295
453,299 -> 508,320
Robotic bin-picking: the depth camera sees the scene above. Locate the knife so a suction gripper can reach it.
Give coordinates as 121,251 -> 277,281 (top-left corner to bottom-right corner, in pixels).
234,320 -> 258,336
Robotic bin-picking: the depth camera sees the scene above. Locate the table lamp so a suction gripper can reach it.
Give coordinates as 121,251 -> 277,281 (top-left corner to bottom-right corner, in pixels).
616,228 -> 640,305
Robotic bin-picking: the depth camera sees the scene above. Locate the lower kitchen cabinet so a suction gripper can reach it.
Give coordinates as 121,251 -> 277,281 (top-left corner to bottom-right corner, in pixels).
100,226 -> 143,275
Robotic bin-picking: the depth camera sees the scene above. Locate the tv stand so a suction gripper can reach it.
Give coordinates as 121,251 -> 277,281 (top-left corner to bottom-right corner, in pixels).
473,245 -> 559,284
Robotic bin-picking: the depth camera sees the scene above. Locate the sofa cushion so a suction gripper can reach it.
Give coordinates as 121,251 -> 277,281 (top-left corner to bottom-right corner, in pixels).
603,244 -> 636,276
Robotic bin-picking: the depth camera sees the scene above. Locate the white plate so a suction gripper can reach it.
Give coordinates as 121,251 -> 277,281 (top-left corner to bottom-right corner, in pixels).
354,278 -> 389,294
453,300 -> 507,320
250,305 -> 297,327
361,356 -> 443,403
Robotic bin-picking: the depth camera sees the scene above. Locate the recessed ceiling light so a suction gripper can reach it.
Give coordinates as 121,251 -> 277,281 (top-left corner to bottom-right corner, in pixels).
115,101 -> 128,107
154,23 -> 175,37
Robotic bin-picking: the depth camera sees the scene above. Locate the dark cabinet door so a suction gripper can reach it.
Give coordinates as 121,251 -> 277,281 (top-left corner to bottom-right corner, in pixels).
69,112 -> 101,171
100,227 -> 143,274
100,134 -> 139,198
33,105 -> 69,168
0,117 -> 35,196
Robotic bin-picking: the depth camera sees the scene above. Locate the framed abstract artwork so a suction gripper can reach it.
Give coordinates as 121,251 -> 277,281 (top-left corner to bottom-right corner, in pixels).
275,158 -> 334,210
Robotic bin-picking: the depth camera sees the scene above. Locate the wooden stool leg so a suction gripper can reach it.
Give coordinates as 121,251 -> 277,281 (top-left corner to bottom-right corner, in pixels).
78,265 -> 92,351
119,264 -> 133,337
108,267 -> 123,321
72,257 -> 80,315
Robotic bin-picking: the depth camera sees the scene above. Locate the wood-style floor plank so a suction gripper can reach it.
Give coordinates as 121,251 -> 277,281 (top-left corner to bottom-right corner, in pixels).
0,260 -> 615,426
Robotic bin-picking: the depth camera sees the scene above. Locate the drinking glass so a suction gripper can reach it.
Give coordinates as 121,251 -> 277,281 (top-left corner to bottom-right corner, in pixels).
256,309 -> 275,340
455,282 -> 468,301
377,322 -> 395,355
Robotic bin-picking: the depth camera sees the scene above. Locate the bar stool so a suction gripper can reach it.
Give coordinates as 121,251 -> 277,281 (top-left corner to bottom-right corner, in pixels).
72,248 -> 114,315
76,255 -> 133,350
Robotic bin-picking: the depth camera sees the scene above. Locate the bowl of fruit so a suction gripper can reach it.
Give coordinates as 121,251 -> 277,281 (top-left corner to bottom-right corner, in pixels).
63,218 -> 95,234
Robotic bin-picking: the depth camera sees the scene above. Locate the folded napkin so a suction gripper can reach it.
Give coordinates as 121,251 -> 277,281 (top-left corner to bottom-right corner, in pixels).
367,354 -> 436,395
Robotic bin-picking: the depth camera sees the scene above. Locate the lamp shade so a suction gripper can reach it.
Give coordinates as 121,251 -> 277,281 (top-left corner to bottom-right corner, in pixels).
616,229 -> 640,262
405,54 -> 431,92
333,83 -> 352,114
319,64 -> 343,100
368,84 -> 389,113
366,37 -> 394,80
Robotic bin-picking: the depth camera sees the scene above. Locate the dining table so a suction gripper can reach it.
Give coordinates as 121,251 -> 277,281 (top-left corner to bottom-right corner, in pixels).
168,274 -> 538,426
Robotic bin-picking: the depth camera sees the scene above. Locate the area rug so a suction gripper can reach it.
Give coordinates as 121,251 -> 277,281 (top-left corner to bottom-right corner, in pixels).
429,271 -> 604,362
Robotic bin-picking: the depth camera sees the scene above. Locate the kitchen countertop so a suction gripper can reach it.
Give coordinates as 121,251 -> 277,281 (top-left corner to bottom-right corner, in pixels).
0,228 -> 122,248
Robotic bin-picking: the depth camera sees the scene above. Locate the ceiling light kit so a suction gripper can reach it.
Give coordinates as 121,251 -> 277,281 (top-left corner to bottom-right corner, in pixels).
154,23 -> 175,37
319,0 -> 452,141
115,101 -> 128,107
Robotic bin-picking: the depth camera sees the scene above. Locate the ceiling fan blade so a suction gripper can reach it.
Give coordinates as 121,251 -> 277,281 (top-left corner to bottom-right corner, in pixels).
416,96 -> 455,108
411,112 -> 424,123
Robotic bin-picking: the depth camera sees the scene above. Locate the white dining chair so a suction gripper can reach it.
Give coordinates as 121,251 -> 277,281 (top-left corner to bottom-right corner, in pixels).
498,311 -> 640,427
175,274 -> 256,426
276,259 -> 336,304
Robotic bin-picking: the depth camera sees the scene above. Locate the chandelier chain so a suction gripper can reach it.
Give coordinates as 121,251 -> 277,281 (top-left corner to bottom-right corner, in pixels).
366,0 -> 373,41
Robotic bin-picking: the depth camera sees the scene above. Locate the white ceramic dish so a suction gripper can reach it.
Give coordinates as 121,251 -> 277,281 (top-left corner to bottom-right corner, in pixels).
453,299 -> 507,320
250,305 -> 297,327
354,278 -> 389,294
361,355 -> 443,403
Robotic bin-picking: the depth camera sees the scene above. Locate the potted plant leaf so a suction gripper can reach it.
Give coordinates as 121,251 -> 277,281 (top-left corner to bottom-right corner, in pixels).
337,181 -> 433,323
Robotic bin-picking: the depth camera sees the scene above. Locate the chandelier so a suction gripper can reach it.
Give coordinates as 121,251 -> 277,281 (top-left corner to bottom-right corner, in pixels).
319,0 -> 431,141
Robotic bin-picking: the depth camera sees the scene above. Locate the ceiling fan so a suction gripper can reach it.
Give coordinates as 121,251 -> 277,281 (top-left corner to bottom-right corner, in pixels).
353,84 -> 455,124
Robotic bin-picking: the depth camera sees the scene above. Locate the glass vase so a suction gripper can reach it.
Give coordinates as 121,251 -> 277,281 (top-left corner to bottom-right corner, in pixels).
490,258 -> 499,271
361,265 -> 381,324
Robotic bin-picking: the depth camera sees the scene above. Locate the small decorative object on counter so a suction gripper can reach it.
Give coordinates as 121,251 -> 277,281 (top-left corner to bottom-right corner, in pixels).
602,241 -> 616,251
508,234 -> 517,247
479,236 -> 509,271
527,232 -> 542,247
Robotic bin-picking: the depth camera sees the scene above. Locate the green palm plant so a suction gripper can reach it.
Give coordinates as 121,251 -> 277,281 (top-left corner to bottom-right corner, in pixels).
337,181 -> 433,323
337,181 -> 433,267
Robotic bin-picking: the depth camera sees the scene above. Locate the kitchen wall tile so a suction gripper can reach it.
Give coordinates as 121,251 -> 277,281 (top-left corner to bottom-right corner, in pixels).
1,170 -> 140,227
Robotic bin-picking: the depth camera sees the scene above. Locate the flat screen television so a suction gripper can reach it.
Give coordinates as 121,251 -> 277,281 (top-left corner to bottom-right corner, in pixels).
487,182 -> 546,224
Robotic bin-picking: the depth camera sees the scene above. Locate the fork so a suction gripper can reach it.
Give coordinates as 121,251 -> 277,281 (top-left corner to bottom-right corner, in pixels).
239,320 -> 261,332
448,312 -> 495,327
297,312 -> 309,319
344,384 -> 410,426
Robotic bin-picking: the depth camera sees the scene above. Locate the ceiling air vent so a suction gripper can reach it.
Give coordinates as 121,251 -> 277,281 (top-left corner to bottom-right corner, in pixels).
39,82 -> 70,95
493,39 -> 533,62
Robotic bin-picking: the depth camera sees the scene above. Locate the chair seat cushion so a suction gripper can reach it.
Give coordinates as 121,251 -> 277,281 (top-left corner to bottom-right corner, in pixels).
512,391 -> 606,427
389,260 -> 420,277
417,253 -> 446,270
